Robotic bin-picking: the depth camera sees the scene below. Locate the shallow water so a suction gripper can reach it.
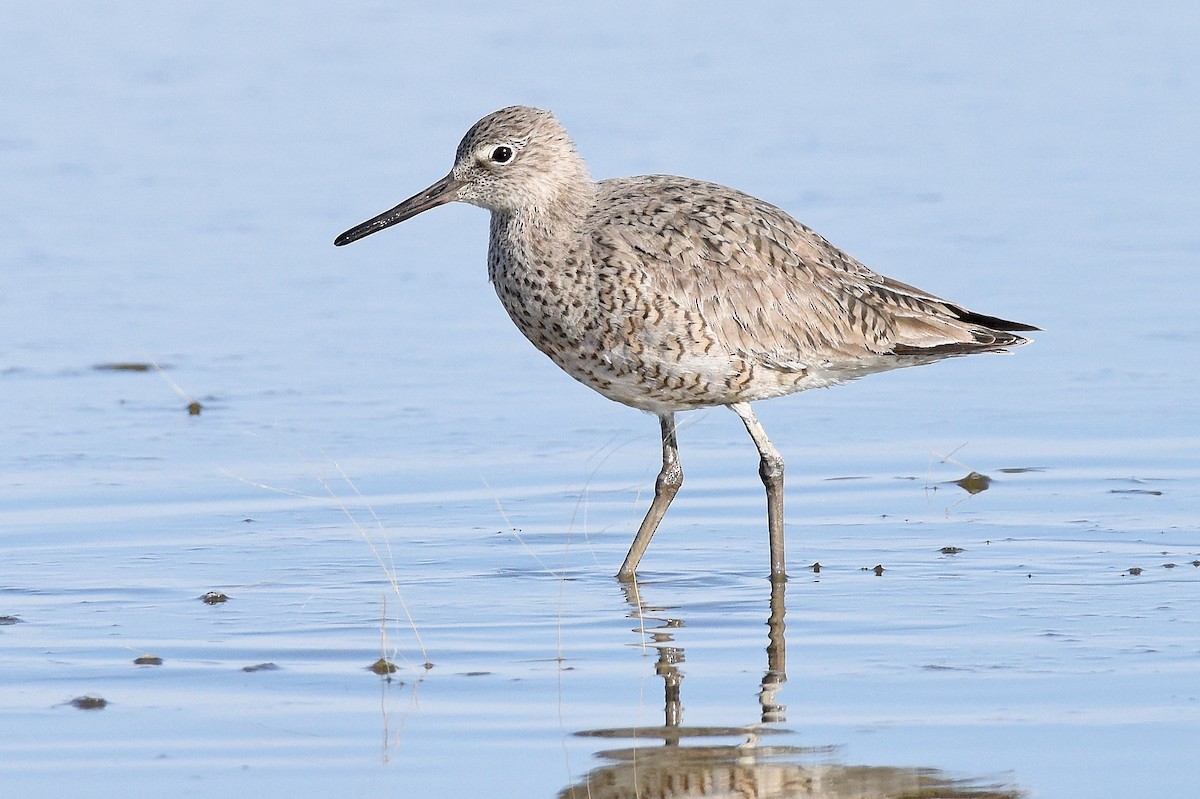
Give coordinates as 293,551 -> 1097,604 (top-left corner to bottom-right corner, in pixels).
3,2 -> 1198,796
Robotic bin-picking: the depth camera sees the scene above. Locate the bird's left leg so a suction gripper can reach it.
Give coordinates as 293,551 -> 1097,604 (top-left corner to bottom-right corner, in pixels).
730,402 -> 787,582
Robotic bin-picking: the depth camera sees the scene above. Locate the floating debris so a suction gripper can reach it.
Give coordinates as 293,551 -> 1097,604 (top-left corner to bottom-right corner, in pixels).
93,362 -> 155,372
133,654 -> 163,666
956,471 -> 992,494
370,658 -> 398,675
1109,488 -> 1163,496
201,591 -> 228,604
940,546 -> 965,555
71,695 -> 108,710
243,662 -> 279,673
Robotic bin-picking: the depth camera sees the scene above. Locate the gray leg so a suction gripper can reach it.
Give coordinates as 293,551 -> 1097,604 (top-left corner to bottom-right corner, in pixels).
730,402 -> 787,581
617,413 -> 681,581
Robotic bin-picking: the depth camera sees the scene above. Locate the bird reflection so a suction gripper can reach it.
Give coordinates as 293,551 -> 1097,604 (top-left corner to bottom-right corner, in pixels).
559,578 -> 1021,799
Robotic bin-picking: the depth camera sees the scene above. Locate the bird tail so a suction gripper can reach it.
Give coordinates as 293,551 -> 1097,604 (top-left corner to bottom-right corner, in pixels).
893,305 -> 1038,358
951,308 -> 1040,334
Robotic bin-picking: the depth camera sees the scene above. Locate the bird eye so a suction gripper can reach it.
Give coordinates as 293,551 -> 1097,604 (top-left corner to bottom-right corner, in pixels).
489,145 -> 514,164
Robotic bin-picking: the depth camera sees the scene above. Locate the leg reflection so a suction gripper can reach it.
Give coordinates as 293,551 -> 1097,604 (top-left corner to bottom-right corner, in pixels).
621,579 -> 686,735
759,578 -> 787,724
620,577 -> 788,732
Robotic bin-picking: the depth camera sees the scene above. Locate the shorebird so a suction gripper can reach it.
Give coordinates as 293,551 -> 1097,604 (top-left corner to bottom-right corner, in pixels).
335,105 -> 1036,582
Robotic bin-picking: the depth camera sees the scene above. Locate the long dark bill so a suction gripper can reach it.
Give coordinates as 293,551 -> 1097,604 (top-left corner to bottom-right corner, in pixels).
334,172 -> 463,246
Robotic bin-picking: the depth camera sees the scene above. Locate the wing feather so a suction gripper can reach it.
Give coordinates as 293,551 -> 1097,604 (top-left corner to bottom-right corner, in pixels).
588,175 -> 1031,378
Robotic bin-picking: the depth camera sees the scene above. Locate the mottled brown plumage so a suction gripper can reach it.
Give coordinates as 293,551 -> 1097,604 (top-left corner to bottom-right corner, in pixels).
335,105 -> 1037,581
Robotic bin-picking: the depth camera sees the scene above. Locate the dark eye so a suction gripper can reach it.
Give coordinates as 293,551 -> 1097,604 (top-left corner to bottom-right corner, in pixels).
489,145 -> 514,164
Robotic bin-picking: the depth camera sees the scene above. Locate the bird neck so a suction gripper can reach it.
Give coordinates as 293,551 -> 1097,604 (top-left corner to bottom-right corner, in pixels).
488,176 -> 595,275
485,182 -> 597,350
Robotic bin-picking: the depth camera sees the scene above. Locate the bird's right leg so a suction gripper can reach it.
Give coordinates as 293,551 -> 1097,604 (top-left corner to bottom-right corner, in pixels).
617,413 -> 681,581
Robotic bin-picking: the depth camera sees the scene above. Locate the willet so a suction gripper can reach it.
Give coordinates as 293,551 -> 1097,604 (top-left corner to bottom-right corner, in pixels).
335,105 -> 1037,582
